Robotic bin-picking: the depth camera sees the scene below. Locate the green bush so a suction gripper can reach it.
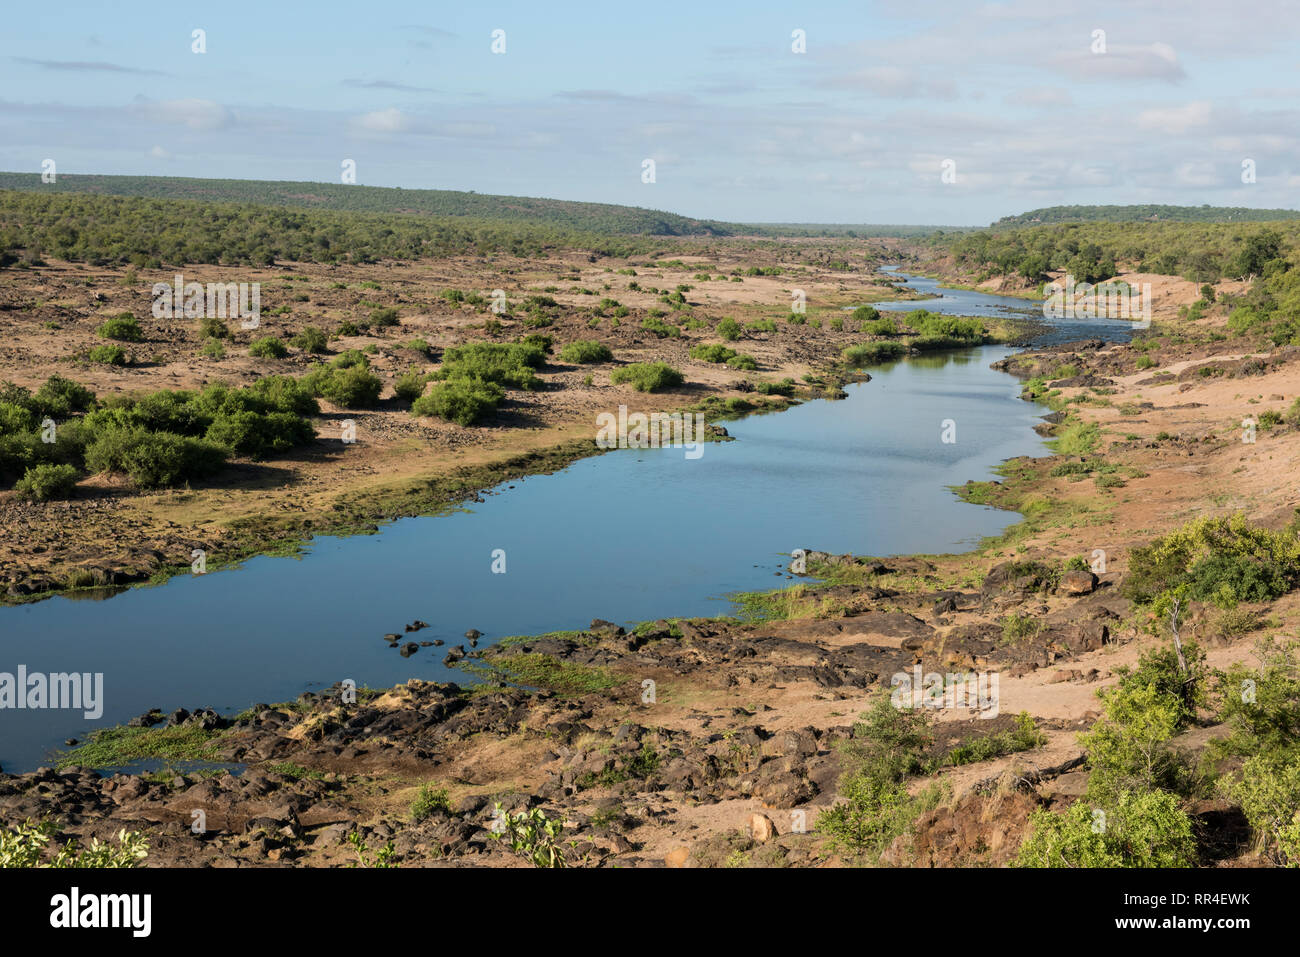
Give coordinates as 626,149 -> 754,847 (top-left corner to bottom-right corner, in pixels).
303,364 -> 383,408
945,712 -> 1046,766
816,696 -> 938,857
717,318 -> 741,341
198,316 -> 230,340
610,362 -> 684,393
863,316 -> 900,336
689,343 -> 737,364
393,368 -> 427,403
85,427 -> 227,488
330,349 -> 370,369
410,784 -> 453,823
96,314 -> 143,342
843,342 -> 906,366
726,354 -> 758,370
0,400 -> 36,435
558,340 -> 613,364
0,819 -> 148,868
1078,645 -> 1202,803
906,311 -> 985,343
411,378 -> 504,425
290,326 -> 329,354
243,375 -> 320,416
515,334 -> 550,356
1050,419 -> 1101,456
745,318 -> 777,334
1226,752 -> 1300,866
248,337 -> 288,359
200,338 -> 225,359
33,376 -> 96,418
438,342 -> 544,389
369,306 -> 400,327
1015,789 -> 1197,867
753,378 -> 796,397
205,410 -> 315,459
88,345 -> 127,366
15,463 -> 79,500
851,305 -> 881,323
641,316 -> 681,339
1122,514 -> 1300,608
1216,646 -> 1300,757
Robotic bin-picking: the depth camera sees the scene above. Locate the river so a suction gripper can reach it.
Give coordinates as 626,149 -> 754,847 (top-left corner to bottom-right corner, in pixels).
0,270 -> 1132,771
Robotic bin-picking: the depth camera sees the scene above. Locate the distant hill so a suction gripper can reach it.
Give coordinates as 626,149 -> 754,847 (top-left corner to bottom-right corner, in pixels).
744,223 -> 969,238
993,204 -> 1300,227
0,172 -> 959,240
0,172 -> 736,237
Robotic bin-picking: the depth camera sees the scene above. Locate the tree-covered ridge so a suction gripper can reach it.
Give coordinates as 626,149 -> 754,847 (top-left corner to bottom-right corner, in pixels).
993,204 -> 1300,228
0,173 -> 735,237
940,220 -> 1299,284
0,189 -> 686,267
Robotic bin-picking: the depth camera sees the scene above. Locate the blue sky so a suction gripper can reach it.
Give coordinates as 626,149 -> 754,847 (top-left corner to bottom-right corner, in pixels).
3,0 -> 1299,225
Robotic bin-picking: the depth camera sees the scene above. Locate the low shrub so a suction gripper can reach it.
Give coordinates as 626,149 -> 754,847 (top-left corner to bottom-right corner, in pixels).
689,343 -> 737,364
330,349 -> 370,369
393,368 -> 427,403
204,410 -> 315,459
1015,789 -> 1197,867
641,317 -> 681,339
726,354 -> 758,371
88,345 -> 127,366
303,364 -> 383,408
411,378 -> 504,425
248,337 -> 288,359
438,342 -> 544,389
97,314 -> 143,342
609,362 -> 684,393
198,316 -> 230,340
290,326 -> 329,354
753,378 -> 796,397
369,307 -> 400,327
85,427 -> 227,488
15,463 -> 79,500
843,342 -> 906,366
558,340 -> 613,364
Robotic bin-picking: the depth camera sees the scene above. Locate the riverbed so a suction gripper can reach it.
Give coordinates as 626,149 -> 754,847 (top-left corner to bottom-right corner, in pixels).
0,271 -> 1132,771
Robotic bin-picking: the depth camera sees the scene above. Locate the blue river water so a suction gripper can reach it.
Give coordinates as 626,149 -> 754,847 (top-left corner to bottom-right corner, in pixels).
0,271 -> 1132,771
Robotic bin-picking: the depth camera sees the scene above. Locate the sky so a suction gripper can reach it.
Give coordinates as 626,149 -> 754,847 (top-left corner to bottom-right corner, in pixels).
2,0 -> 1299,226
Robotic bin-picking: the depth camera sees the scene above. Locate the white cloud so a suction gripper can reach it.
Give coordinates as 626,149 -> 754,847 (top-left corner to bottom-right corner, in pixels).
1137,100 -> 1212,134
1171,161 -> 1221,187
1004,86 -> 1073,108
355,108 -> 409,133
1053,42 -> 1185,82
823,66 -> 957,99
129,98 -> 232,131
